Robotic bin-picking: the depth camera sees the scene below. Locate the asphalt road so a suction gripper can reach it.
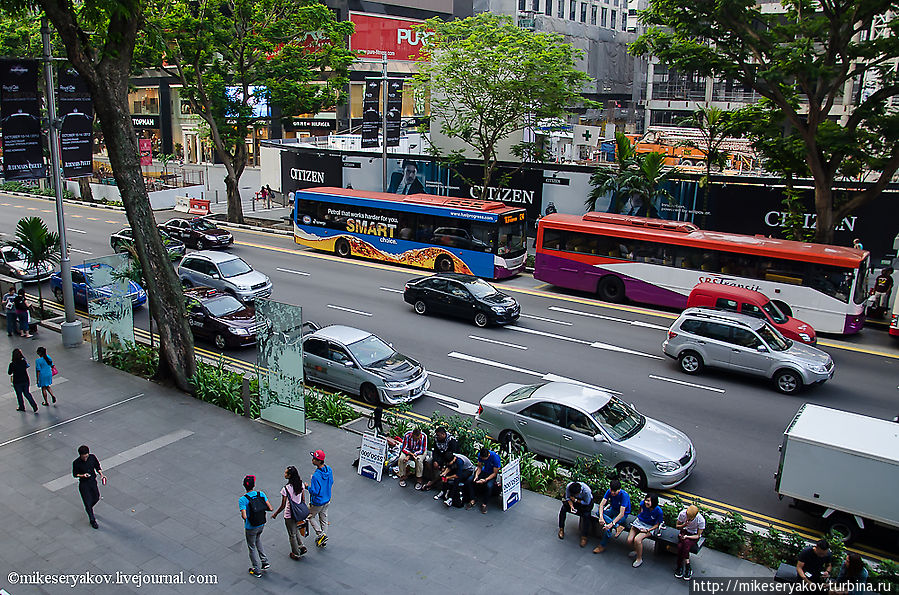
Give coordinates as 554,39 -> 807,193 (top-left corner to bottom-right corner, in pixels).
2,192 -> 897,552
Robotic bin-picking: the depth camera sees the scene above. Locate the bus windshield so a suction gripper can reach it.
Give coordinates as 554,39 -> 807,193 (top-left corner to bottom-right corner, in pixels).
497,221 -> 526,256
853,259 -> 869,305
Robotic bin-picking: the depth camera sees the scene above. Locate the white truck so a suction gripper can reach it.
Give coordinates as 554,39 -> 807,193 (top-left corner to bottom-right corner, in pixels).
775,403 -> 899,543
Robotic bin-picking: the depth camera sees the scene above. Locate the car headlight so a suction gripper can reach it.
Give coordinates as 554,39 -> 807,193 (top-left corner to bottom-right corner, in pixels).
384,380 -> 405,389
230,327 -> 250,336
798,333 -> 811,342
805,363 -> 828,374
491,306 -> 505,313
654,461 -> 681,473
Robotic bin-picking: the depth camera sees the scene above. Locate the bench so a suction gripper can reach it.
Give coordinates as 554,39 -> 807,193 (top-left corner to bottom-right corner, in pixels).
588,513 -> 706,555
774,562 -> 799,582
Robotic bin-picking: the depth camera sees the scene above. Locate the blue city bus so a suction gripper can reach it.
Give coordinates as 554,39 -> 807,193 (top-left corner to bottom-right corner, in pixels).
293,187 -> 527,279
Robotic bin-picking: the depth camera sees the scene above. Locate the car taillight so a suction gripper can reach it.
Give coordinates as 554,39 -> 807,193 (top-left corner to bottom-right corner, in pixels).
477,405 -> 483,416
667,330 -> 677,340
404,284 -> 409,292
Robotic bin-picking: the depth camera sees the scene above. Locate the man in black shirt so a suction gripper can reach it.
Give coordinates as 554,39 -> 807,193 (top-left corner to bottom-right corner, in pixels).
796,539 -> 832,585
72,445 -> 105,529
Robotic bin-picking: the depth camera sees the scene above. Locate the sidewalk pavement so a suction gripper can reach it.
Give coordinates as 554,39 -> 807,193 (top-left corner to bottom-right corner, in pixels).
0,331 -> 772,594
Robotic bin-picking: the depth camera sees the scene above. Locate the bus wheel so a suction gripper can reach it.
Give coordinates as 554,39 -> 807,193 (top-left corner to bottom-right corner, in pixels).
598,275 -> 625,303
435,255 -> 454,273
335,238 -> 351,258
771,300 -> 792,317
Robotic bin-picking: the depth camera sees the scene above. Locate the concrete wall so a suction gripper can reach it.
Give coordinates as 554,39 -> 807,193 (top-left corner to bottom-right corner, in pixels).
260,145 -> 282,192
65,181 -> 205,210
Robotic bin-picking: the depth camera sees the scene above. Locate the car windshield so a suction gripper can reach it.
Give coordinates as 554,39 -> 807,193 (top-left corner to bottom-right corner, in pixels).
762,301 -> 788,324
502,384 -> 541,403
3,248 -> 26,263
190,219 -> 217,231
205,296 -> 245,317
464,279 -> 498,298
591,397 -> 644,441
346,334 -> 396,367
218,258 -> 252,278
757,324 -> 791,351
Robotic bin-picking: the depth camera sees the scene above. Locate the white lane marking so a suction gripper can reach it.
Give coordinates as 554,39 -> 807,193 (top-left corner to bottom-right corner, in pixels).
66,228 -> 87,234
327,304 -> 372,317
379,287 -> 404,293
425,391 -> 480,415
0,393 -> 145,449
541,373 -> 622,395
43,429 -> 194,491
549,306 -> 669,331
276,267 -> 310,276
427,371 -> 465,383
518,313 -> 573,326
590,341 -> 663,359
68,247 -> 92,255
468,335 -> 528,350
506,325 -> 591,344
649,374 -> 726,394
447,352 -> 543,377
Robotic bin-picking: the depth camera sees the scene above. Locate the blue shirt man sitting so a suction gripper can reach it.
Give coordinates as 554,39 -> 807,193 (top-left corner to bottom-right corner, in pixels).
467,447 -> 501,514
592,479 -> 631,554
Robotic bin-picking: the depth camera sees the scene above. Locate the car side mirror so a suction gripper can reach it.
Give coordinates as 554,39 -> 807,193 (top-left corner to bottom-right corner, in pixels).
757,345 -> 768,353
210,272 -> 220,279
343,360 -> 354,368
593,434 -> 605,442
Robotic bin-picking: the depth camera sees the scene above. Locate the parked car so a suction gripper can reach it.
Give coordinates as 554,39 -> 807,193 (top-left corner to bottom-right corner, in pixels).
50,263 -> 147,307
302,324 -> 430,406
160,217 -> 233,250
178,251 -> 272,303
686,283 -> 816,344
475,381 -> 696,489
403,273 -> 520,327
184,287 -> 257,349
662,308 -> 834,395
110,227 -> 186,258
0,246 -> 53,282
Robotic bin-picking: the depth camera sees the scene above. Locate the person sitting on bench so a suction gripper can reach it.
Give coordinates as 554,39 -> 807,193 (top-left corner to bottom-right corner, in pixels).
558,481 -> 594,547
467,447 -> 501,514
437,453 -> 474,508
593,479 -> 631,554
796,539 -> 832,586
627,493 -> 663,568
675,505 -> 706,580
424,426 -> 458,494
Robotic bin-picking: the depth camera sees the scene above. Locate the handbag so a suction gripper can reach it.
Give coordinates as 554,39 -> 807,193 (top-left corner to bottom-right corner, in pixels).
51,365 -> 58,377
287,485 -> 309,522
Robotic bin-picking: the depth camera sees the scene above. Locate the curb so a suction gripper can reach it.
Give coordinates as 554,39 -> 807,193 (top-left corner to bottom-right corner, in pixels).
215,220 -> 294,236
0,189 -> 127,212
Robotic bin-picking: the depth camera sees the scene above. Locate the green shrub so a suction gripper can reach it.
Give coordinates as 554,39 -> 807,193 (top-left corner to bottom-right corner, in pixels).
872,559 -> 899,593
747,528 -> 807,569
0,181 -> 75,200
382,403 -> 414,437
518,451 -> 549,492
431,412 -> 494,461
304,388 -> 358,426
704,512 -> 746,555
103,342 -> 158,378
191,357 -> 255,416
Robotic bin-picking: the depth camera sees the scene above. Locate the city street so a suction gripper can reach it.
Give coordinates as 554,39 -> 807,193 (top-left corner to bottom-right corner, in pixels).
2,192 -> 897,553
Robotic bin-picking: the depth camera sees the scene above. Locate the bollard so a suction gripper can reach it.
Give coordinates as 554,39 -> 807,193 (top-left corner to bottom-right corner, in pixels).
241,376 -> 252,418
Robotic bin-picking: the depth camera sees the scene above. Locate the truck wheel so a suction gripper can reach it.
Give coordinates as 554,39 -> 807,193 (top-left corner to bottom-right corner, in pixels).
774,369 -> 802,395
826,514 -> 859,544
598,275 -> 626,303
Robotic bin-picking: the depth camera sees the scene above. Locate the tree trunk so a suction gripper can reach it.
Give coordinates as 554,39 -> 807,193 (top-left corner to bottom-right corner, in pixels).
84,66 -> 196,390
77,177 -> 94,202
225,174 -> 244,225
223,141 -> 248,224
813,183 -> 835,245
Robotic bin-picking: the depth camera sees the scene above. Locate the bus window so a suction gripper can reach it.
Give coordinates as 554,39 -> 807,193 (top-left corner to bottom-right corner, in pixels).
853,261 -> 869,305
542,229 -> 563,251
497,221 -> 525,256
700,251 -> 720,272
416,214 -> 435,243
472,223 -> 497,253
806,263 -> 853,303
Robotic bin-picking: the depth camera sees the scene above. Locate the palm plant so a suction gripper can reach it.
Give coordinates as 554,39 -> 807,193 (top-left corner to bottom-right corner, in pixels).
622,151 -> 678,215
7,217 -> 60,316
585,132 -> 638,212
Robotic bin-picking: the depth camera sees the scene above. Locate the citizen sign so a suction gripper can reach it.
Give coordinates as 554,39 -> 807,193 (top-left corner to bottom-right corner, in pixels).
764,211 -> 858,232
469,186 -> 535,205
290,169 -> 326,184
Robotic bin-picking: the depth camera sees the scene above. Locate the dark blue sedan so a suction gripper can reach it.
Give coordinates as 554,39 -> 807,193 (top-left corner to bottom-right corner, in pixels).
50,263 -> 148,308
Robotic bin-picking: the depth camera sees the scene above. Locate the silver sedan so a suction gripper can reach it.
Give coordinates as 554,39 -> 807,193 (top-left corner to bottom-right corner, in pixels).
475,381 -> 696,489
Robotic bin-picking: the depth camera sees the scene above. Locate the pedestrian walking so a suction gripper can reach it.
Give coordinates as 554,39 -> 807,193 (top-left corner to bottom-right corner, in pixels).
34,347 -> 57,406
4,286 -> 18,336
14,289 -> 31,338
72,445 -> 105,529
8,348 -> 38,413
271,466 -> 309,560
239,475 -> 272,578
307,450 -> 333,547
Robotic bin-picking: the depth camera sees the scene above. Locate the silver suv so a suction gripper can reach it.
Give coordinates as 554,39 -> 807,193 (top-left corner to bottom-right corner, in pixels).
662,308 -> 834,395
178,251 -> 272,303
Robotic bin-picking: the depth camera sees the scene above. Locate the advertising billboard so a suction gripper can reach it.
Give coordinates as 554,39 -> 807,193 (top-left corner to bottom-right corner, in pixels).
0,59 -> 46,180
349,13 -> 429,62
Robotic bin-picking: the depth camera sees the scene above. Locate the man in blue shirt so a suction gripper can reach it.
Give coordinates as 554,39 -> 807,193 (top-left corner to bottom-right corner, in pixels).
238,475 -> 272,577
558,481 -> 594,547
467,447 -> 501,514
307,450 -> 334,547
592,479 -> 631,554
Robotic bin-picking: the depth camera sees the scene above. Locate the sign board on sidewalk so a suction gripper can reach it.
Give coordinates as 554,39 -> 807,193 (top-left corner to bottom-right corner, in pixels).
358,433 -> 388,482
502,458 -> 521,511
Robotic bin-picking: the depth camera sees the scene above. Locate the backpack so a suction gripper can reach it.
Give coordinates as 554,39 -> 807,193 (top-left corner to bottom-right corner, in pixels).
245,491 -> 268,527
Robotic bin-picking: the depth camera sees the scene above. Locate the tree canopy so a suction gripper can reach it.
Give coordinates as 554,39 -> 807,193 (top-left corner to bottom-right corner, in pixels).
631,0 -> 899,244
414,13 -> 594,199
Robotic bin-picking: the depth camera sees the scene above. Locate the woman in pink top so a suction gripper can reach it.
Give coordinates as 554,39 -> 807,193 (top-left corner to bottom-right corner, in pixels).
271,466 -> 308,559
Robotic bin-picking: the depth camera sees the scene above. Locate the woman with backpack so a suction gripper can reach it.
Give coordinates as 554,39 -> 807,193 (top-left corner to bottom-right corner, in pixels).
35,346 -> 57,406
8,348 -> 38,413
271,465 -> 309,560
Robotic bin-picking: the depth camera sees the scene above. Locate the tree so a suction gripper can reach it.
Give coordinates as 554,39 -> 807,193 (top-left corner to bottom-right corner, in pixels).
586,132 -> 638,212
623,151 -> 677,215
35,0 -> 196,390
677,106 -> 736,190
631,0 -> 899,244
142,0 -> 355,224
414,13 -> 594,199
7,217 -> 59,314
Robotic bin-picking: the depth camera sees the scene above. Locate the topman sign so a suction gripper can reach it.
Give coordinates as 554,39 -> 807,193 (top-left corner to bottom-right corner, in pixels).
290,168 -> 326,184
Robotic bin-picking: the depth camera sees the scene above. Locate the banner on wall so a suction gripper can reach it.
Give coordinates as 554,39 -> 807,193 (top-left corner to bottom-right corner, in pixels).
349,13 -> 429,62
58,65 -> 94,178
138,138 -> 152,166
0,59 -> 46,180
361,81 -> 381,149
281,150 -> 343,202
385,80 -> 403,147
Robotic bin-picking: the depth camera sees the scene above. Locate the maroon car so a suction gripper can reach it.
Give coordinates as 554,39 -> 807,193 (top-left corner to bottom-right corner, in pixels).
161,217 -> 233,250
184,287 -> 256,349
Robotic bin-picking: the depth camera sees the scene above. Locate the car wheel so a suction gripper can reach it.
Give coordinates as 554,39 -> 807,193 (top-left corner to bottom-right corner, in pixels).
360,383 -> 380,406
474,312 -> 489,328
53,287 -> 64,303
826,514 -> 859,544
214,334 -> 227,350
195,239 -> 204,251
435,255 -> 453,273
774,369 -> 802,395
335,238 -> 351,258
597,275 -> 626,303
414,300 -> 427,315
616,463 -> 647,489
499,430 -> 527,455
678,351 -> 704,375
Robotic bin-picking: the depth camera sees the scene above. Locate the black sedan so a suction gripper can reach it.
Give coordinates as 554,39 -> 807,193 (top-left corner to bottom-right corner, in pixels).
184,287 -> 257,349
110,227 -> 186,258
403,273 -> 520,327
160,217 -> 233,250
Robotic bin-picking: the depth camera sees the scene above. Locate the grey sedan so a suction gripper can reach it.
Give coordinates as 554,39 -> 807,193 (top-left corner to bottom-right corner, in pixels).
475,381 -> 696,489
0,246 -> 53,282
302,325 -> 430,406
